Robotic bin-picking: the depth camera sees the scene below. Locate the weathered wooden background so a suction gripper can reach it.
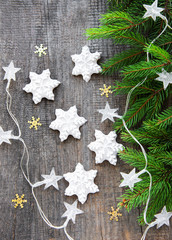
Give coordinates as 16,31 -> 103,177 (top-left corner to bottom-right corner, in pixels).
0,1 -> 171,240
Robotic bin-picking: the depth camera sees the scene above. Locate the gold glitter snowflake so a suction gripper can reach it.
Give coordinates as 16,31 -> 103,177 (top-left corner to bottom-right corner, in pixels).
34,44 -> 47,57
99,84 -> 112,97
12,194 -> 27,208
107,207 -> 122,221
28,116 -> 42,130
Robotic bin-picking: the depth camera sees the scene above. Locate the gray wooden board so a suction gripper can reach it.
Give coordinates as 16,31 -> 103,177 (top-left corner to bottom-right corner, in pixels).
0,0 -> 171,239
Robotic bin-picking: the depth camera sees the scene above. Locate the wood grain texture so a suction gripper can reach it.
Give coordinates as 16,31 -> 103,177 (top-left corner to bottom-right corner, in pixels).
0,0 -> 171,240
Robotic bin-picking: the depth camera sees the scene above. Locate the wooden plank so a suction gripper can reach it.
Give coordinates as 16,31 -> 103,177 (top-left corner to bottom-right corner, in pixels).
0,0 -> 171,239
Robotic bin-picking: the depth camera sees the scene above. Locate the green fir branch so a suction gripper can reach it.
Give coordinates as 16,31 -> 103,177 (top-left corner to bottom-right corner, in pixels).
102,48 -> 145,74
120,111 -> 172,153
122,60 -> 171,80
145,44 -> 171,62
86,0 -> 172,225
156,106 -> 172,128
118,148 -> 172,223
114,87 -> 168,130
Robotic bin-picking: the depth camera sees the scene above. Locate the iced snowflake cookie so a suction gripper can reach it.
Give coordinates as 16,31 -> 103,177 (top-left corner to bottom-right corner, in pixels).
71,45 -> 102,82
63,163 -> 99,204
23,69 -> 60,104
49,105 -> 87,142
88,130 -> 124,165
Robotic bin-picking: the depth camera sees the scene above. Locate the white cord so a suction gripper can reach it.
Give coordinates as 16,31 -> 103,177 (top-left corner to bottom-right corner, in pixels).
5,79 -> 74,240
120,14 -> 172,239
141,221 -> 157,240
6,80 -> 21,138
121,119 -> 152,226
64,227 -> 75,240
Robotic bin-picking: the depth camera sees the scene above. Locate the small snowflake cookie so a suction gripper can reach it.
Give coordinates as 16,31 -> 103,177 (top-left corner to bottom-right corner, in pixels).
49,105 -> 87,142
23,69 -> 60,104
88,130 -> 124,165
71,45 -> 102,82
63,163 -> 99,204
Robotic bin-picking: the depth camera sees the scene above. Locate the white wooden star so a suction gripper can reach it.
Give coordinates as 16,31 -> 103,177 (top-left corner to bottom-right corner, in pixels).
41,167 -> 63,190
0,126 -> 13,145
49,105 -> 87,142
32,167 -> 63,190
142,205 -> 172,239
98,102 -> 119,122
143,0 -> 164,21
119,168 -> 142,191
63,163 -> 99,204
61,200 -> 84,224
155,206 -> 172,229
71,45 -> 102,82
2,61 -> 21,81
88,130 -> 123,165
23,69 -> 60,104
155,69 -> 172,90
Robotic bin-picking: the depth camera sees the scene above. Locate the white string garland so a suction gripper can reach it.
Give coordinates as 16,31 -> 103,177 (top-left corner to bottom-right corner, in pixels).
117,7 -> 172,239
4,78 -> 75,239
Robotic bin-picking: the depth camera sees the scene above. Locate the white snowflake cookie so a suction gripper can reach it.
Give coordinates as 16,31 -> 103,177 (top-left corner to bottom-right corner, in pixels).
49,105 -> 87,142
88,130 -> 124,165
23,69 -> 60,104
63,163 -> 99,204
71,45 -> 102,82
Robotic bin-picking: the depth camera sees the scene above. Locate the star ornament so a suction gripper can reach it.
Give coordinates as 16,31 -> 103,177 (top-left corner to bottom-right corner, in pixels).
2,61 -> 21,81
98,102 -> 119,122
49,105 -> 87,142
155,206 -> 172,229
71,45 -> 102,82
23,69 -> 60,104
143,0 -> 164,21
155,69 -> 172,90
88,130 -> 124,165
63,163 -> 99,204
0,126 -> 13,145
62,200 -> 84,224
33,167 -> 63,190
119,168 -> 142,191
41,167 -> 63,190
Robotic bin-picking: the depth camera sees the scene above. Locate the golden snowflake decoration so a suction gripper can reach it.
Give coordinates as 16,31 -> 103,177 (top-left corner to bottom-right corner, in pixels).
28,116 -> 42,130
107,207 -> 122,221
12,194 -> 27,208
99,84 -> 112,97
34,44 -> 47,57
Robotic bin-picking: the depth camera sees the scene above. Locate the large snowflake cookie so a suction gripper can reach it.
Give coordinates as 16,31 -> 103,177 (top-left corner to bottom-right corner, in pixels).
23,69 -> 60,104
63,163 -> 99,204
71,45 -> 102,82
88,130 -> 124,165
49,105 -> 87,142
